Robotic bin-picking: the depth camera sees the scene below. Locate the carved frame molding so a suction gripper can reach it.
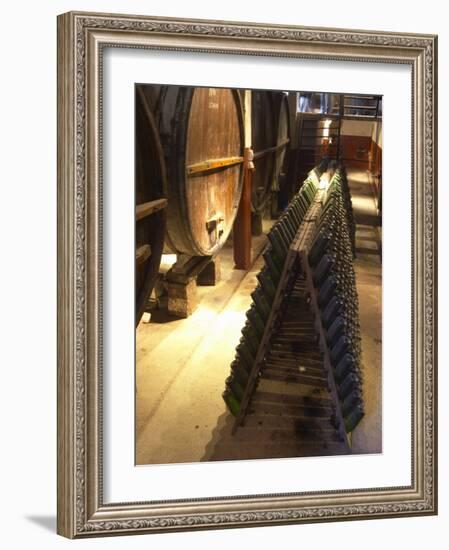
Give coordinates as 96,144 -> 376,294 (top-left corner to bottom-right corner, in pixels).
57,11 -> 437,538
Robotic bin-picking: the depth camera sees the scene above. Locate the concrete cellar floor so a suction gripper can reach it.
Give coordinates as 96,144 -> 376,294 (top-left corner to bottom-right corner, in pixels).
135,228 -> 269,465
135,169 -> 382,464
349,168 -> 382,453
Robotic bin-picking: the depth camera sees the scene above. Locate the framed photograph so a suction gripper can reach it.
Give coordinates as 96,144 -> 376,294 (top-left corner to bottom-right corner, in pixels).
57,11 -> 437,538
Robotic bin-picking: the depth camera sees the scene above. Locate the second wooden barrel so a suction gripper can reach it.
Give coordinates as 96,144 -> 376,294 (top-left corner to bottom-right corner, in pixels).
251,91 -> 290,213
274,93 -> 290,185
135,87 -> 168,325
139,85 -> 245,257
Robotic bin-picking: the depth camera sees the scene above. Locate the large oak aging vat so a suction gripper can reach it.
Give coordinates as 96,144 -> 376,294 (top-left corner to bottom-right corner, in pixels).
135,88 -> 168,325
139,85 -> 245,257
274,93 -> 290,186
251,91 -> 290,214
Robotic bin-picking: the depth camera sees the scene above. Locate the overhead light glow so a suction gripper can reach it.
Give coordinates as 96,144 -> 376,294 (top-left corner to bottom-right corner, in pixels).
322,118 -> 332,138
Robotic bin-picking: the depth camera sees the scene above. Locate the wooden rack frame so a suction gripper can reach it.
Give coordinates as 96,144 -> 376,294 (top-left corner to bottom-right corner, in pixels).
233,188 -> 349,449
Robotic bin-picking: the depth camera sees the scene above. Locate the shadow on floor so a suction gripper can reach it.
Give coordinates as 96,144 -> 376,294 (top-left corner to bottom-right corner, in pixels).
24,515 -> 56,533
147,308 -> 180,324
202,409 -> 350,462
355,213 -> 381,227
356,246 -> 381,256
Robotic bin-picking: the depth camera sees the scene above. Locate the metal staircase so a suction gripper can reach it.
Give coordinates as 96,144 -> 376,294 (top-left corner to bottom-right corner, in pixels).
296,93 -> 381,185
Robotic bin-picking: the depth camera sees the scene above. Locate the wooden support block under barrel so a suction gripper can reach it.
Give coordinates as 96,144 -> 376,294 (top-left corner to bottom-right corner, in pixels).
166,255 -> 214,317
197,256 -> 221,286
167,279 -> 198,319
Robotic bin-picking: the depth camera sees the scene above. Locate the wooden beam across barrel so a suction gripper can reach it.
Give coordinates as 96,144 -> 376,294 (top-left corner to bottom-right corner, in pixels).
253,139 -> 290,160
136,198 -> 168,221
186,156 -> 244,176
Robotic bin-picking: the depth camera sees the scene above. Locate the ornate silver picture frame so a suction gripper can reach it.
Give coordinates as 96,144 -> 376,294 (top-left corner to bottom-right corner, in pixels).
57,11 -> 437,538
